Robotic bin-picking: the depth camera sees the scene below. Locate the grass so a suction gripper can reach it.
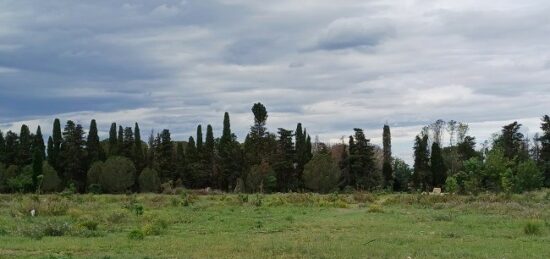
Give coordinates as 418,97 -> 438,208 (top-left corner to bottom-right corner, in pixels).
0,190 -> 548,258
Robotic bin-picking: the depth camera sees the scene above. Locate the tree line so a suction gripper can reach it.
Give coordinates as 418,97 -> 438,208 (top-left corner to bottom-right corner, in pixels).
0,103 -> 548,194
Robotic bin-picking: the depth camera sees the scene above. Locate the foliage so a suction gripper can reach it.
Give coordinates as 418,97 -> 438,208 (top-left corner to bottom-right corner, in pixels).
99,157 -> 136,193
303,152 -> 341,193
139,168 -> 161,193
41,162 -> 62,193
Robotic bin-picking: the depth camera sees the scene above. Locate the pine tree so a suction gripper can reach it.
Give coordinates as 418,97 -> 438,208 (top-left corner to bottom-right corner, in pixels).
86,119 -> 104,165
18,124 -> 32,166
382,124 -> 393,189
349,128 -> 378,190
59,121 -> 86,192
431,142 -> 446,188
495,122 -> 528,162
50,118 -> 62,170
108,123 -> 118,156
274,128 -> 295,191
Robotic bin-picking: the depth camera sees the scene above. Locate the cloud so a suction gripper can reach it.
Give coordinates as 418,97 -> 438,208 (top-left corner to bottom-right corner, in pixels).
0,0 -> 549,164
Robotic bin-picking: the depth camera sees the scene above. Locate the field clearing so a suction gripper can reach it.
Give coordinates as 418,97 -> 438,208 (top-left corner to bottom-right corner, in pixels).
0,191 -> 549,258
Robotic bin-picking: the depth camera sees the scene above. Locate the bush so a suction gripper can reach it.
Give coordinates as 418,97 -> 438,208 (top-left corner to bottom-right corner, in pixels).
87,161 -> 103,186
524,222 -> 542,236
128,229 -> 144,240
139,168 -> 161,193
43,220 -> 71,236
367,204 -> 384,213
445,176 -> 458,194
302,153 -> 341,193
99,157 -> 136,193
515,160 -> 543,192
41,162 -> 62,193
7,165 -> 34,192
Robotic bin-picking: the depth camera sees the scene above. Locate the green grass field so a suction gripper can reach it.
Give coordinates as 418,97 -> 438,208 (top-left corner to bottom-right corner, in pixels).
0,191 -> 549,258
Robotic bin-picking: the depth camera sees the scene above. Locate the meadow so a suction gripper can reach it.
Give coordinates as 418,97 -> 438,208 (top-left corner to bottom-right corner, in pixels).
0,190 -> 549,258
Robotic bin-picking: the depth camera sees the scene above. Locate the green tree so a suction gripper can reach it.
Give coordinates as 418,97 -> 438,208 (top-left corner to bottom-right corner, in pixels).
4,131 -> 19,165
99,156 -> 136,193
350,128 -> 378,190
204,124 -> 215,186
218,112 -> 243,191
0,131 -> 5,164
41,162 -> 61,193
108,122 -> 118,156
393,158 -> 411,192
303,151 -> 340,193
117,125 -> 124,155
87,161 -> 104,187
32,146 -> 43,190
133,123 -> 144,172
156,129 -> 175,183
33,126 -> 46,160
196,125 -> 203,155
175,142 -> 186,183
50,118 -> 62,170
274,128 -> 295,191
484,148 -> 508,192
139,167 -> 161,193
18,124 -> 32,166
539,115 -> 550,186
246,160 -> 276,193
59,121 -> 87,192
431,142 -> 446,188
382,124 -> 393,189
515,159 -> 543,192
494,122 -> 528,162
122,127 -> 134,158
412,134 -> 430,191
86,119 -> 105,165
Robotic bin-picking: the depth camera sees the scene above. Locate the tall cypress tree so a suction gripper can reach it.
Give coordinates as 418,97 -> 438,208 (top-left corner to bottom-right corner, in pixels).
47,137 -> 54,165
382,124 -> 393,189
539,115 -> 550,187
86,119 -> 104,165
430,142 -> 446,188
122,127 -> 134,158
0,130 -> 6,164
32,145 -> 43,191
118,125 -> 124,156
413,134 -> 430,191
4,131 -> 19,165
133,123 -> 144,172
196,125 -> 203,155
34,126 -> 46,160
51,118 -> 62,170
218,112 -> 242,190
156,129 -> 175,182
18,124 -> 32,166
108,122 -> 118,156
204,124 -> 215,186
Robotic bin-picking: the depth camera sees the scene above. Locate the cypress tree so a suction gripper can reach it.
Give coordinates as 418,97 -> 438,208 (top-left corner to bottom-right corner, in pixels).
122,127 -> 134,158
34,126 -> 46,160
218,112 -> 242,191
382,124 -> 393,189
86,119 -> 104,165
18,124 -> 32,166
539,115 -> 550,186
157,129 -> 175,182
47,137 -> 54,165
430,142 -> 446,188
4,131 -> 19,165
196,125 -> 203,155
51,118 -> 62,170
108,122 -> 118,156
118,125 -> 124,155
176,142 -> 186,183
204,125 -> 215,186
274,128 -> 295,191
133,123 -> 144,172
413,134 -> 430,191
0,130 -> 6,164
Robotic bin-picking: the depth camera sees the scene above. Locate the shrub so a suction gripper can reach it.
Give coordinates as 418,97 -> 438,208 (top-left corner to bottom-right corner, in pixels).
139,168 -> 161,193
367,204 -> 384,213
99,157 -> 136,193
246,161 -> 276,193
7,165 -> 34,192
302,153 -> 341,193
128,229 -> 144,240
524,222 -> 542,236
142,223 -> 161,236
87,161 -> 104,186
78,217 -> 99,231
515,160 -> 543,192
41,162 -> 62,193
445,176 -> 458,194
43,220 -> 71,236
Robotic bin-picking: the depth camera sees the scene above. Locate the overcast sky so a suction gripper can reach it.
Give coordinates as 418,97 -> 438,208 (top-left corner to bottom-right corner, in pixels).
1,0 -> 549,164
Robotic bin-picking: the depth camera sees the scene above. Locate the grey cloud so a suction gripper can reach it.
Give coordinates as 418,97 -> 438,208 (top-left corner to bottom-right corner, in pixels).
316,18 -> 395,50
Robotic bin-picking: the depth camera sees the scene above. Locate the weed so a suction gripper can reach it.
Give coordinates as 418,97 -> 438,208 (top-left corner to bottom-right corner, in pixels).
128,229 -> 145,240
367,204 -> 384,213
524,222 -> 542,236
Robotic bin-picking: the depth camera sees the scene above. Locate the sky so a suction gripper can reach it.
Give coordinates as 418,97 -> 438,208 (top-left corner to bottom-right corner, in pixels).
1,0 -> 549,164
